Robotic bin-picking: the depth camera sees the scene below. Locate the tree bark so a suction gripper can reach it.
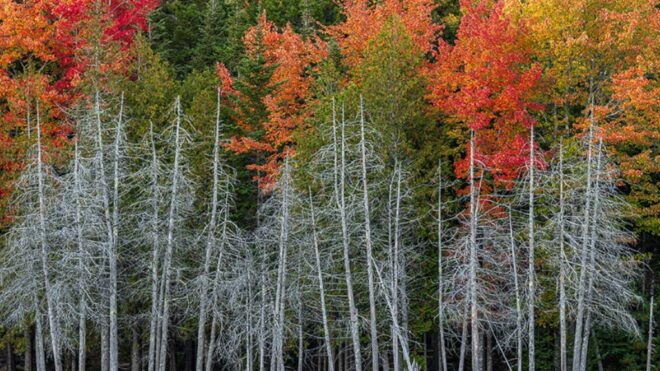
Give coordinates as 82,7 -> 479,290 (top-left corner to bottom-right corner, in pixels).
358,96 -> 379,371
332,101 -> 362,371
196,88 -> 222,371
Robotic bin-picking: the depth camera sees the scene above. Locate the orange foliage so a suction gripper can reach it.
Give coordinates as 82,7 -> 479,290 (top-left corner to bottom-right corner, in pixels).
327,0 -> 440,68
225,13 -> 326,188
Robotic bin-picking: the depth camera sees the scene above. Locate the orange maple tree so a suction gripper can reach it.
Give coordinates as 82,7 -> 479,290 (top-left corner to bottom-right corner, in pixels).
427,0 -> 543,186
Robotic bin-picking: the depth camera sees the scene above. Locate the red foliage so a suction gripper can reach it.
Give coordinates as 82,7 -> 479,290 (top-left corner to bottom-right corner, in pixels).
427,0 -> 543,186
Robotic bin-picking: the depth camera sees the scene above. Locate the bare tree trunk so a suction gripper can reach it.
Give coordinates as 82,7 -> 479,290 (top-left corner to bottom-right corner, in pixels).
196,88 -> 223,371
437,162 -> 448,371
528,125 -> 536,371
468,130 -> 480,371
358,96 -> 379,371
34,307 -> 46,371
102,323 -> 109,371
74,142 -> 87,371
205,190 -> 231,371
309,189 -> 335,371
132,328 -> 141,371
486,333 -> 493,371
109,93 -> 125,371
158,97 -> 183,371
558,139 -> 567,371
36,103 -> 62,371
647,289 -> 655,371
332,101 -> 362,371
572,93 -> 596,371
508,210 -> 523,371
458,304 -> 468,371
148,123 -> 161,371
579,139 -> 604,371
7,342 -> 16,371
25,324 -> 33,371
271,156 -> 291,371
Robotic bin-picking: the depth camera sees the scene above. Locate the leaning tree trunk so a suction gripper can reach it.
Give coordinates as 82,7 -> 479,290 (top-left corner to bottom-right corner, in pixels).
332,101 -> 362,371
36,104 -> 63,371
196,88 -> 223,371
309,189 -> 335,371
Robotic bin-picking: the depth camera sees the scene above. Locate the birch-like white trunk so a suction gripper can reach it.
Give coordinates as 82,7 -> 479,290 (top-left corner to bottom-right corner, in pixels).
358,96 -> 379,371
205,191 -> 230,371
36,103 -> 63,371
437,162 -> 448,371
271,156 -> 291,371
158,97 -> 183,371
646,292 -> 654,371
34,295 -> 47,371
109,93 -> 124,371
468,130 -> 480,371
308,189 -> 335,371
196,88 -> 222,371
148,123 -> 161,371
508,210 -> 522,371
558,139 -> 567,371
528,125 -> 536,371
572,94 -> 596,371
332,100 -> 362,371
73,142 -> 87,371
579,139 -> 604,371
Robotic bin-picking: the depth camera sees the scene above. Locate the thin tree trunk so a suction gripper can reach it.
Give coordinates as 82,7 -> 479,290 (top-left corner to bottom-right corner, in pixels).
109,93 -> 125,371
102,323 -> 109,371
572,93 -> 596,371
579,139 -> 604,371
358,96 -> 379,371
205,193 -> 230,371
196,87 -> 223,371
132,328 -> 141,371
34,307 -> 46,371
271,156 -> 291,371
25,324 -> 33,371
528,125 -> 536,371
508,210 -> 522,371
74,142 -> 87,371
148,123 -> 161,371
332,101 -> 362,371
458,304 -> 468,371
437,162 -> 448,371
646,291 -> 654,371
468,129 -> 480,371
36,103 -> 62,371
558,139 -> 567,371
592,330 -> 604,371
7,342 -> 16,371
309,189 -> 335,371
158,97 -> 183,371
486,333 -> 493,371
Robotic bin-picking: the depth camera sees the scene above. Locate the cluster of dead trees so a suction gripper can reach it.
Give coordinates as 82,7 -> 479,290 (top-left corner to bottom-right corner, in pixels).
0,90 -> 650,371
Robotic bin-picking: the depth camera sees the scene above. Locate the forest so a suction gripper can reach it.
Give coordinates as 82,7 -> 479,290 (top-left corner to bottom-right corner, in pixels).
0,0 -> 657,370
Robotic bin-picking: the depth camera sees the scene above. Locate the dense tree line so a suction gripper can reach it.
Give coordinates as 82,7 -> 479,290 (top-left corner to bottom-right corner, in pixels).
0,0 -> 657,370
